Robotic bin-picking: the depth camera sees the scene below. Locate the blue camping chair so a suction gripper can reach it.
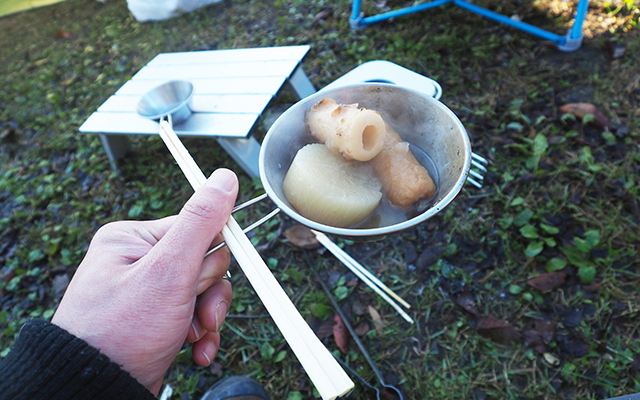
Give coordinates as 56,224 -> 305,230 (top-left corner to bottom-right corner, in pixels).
350,0 -> 589,52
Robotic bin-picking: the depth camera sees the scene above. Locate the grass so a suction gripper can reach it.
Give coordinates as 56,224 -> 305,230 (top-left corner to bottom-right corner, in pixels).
1,0 -> 639,399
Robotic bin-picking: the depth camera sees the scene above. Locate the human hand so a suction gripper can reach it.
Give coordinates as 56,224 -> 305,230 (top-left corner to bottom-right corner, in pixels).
52,168 -> 238,395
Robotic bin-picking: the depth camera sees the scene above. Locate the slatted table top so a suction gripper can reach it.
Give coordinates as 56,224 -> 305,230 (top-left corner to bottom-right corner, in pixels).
79,45 -> 311,138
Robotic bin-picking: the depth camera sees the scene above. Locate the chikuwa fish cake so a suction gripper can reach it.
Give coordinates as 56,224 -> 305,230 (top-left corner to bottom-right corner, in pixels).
305,98 -> 387,162
372,124 -> 436,208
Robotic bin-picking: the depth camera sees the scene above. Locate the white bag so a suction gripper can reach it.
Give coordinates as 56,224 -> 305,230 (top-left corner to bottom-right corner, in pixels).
127,0 -> 223,22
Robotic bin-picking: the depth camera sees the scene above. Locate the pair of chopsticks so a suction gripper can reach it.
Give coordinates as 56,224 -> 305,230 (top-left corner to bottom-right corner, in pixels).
158,120 -> 353,400
311,231 -> 414,324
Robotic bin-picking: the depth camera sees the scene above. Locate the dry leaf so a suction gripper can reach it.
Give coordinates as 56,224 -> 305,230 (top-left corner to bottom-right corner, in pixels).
455,291 -> 479,315
333,314 -> 349,354
311,10 -> 329,25
345,275 -> 358,287
283,224 -> 321,249
416,244 -> 446,269
527,271 -> 566,292
354,321 -> 370,337
535,320 -> 556,343
559,103 -> 611,129
523,329 -> 547,354
368,305 -> 384,335
54,30 -> 73,38
316,318 -> 335,340
477,315 -> 521,344
351,301 -> 367,316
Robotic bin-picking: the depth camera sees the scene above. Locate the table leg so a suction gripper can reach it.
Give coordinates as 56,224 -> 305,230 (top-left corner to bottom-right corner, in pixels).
287,64 -> 316,99
216,136 -> 262,179
99,133 -> 131,171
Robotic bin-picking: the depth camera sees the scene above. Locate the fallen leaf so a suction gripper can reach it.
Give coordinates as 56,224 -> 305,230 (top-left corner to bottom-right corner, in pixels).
477,315 -> 521,344
283,225 -> 320,249
328,271 -> 341,288
563,308 -> 583,328
416,244 -> 446,270
559,103 -> 611,129
523,329 -> 547,353
368,305 -> 384,335
526,271 -> 566,291
535,320 -> 556,343
582,281 -> 601,293
316,318 -> 335,340
455,291 -> 479,315
333,314 -> 349,354
558,335 -> 589,357
398,241 -> 417,263
351,301 -> 367,316
354,321 -> 370,337
54,30 -> 73,38
311,10 -> 329,25
345,275 -> 358,287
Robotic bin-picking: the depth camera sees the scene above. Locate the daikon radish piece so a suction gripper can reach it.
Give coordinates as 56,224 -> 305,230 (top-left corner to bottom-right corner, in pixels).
372,124 -> 436,208
305,98 -> 387,162
283,144 -> 382,227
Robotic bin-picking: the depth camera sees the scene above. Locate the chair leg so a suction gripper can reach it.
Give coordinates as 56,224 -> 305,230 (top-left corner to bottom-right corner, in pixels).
557,0 -> 588,51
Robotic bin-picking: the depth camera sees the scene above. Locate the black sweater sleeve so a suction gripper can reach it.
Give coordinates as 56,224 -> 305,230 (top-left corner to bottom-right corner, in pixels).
0,320 -> 157,400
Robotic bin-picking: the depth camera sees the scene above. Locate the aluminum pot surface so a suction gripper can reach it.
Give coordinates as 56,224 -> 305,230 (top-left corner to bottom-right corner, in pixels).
259,83 -> 471,238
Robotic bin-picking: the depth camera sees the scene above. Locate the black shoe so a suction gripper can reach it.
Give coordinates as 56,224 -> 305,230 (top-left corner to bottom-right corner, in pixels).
200,376 -> 271,400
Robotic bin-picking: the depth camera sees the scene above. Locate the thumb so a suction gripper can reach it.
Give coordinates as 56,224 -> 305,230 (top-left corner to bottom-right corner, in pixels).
148,168 -> 238,273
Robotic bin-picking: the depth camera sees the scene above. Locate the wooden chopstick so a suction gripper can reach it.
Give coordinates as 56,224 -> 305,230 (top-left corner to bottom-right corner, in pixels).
312,230 -> 414,324
158,120 -> 353,400
313,231 -> 411,310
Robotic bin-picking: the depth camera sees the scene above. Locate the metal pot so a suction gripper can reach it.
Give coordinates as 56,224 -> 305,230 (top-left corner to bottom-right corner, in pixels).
259,83 -> 471,238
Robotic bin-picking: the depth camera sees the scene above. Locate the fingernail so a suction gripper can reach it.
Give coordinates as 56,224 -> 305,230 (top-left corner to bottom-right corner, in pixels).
201,350 -> 212,365
206,169 -> 236,193
191,322 -> 200,341
214,300 -> 229,332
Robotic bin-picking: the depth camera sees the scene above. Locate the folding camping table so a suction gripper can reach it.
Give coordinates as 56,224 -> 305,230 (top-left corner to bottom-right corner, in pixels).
78,45 -> 316,177
350,0 -> 589,51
